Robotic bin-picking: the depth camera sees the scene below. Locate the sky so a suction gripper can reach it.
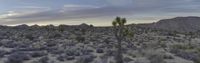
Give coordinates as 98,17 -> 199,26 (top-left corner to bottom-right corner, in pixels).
0,0 -> 200,26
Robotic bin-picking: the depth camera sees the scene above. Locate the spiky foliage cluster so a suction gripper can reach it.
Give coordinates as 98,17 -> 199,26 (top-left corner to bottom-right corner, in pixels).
112,17 -> 133,63
112,17 -> 133,38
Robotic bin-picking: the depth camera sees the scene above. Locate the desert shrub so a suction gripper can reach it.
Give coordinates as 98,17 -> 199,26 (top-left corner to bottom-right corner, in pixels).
86,49 -> 94,53
65,41 -> 77,46
53,33 -> 62,38
170,47 -> 181,54
74,51 -> 81,56
163,54 -> 174,59
135,58 -> 150,63
38,56 -> 49,63
105,49 -> 115,56
81,49 -> 93,55
170,46 -> 200,63
0,42 -> 3,47
0,50 -> 7,57
147,53 -> 166,63
18,47 -> 46,51
57,55 -> 66,61
98,44 -> 107,48
5,52 -> 31,63
172,44 -> 194,50
49,49 -> 64,54
76,55 -> 96,63
66,50 -> 75,56
25,34 -> 34,40
4,42 -> 17,48
66,56 -> 75,60
159,42 -> 167,48
46,42 -> 57,47
17,43 -> 30,48
123,57 -> 133,62
99,54 -> 109,63
16,52 -> 31,60
48,33 -> 62,39
76,36 -> 85,42
193,57 -> 200,63
96,48 -> 104,53
5,56 -> 23,63
57,54 -> 75,61
128,53 -> 136,58
127,44 -> 136,49
30,51 -> 47,58
65,49 -> 79,60
175,51 -> 200,63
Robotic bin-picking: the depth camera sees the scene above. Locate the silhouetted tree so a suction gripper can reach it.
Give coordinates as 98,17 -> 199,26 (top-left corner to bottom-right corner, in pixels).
112,17 -> 133,63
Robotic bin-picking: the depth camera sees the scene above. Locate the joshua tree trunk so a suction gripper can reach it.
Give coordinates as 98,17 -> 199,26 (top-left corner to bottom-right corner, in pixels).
116,37 -> 123,63
115,26 -> 124,63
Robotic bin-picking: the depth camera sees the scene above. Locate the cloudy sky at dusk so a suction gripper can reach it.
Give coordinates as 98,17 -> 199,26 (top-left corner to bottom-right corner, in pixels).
0,0 -> 200,26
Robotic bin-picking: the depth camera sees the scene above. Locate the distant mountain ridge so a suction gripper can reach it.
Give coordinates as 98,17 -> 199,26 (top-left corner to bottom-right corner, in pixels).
1,16 -> 200,33
136,16 -> 200,32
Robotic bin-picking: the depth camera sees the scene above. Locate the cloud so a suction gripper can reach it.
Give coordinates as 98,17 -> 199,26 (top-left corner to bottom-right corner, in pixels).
1,0 -> 200,25
61,4 -> 100,12
105,0 -> 134,6
63,4 -> 99,8
0,4 -> 136,25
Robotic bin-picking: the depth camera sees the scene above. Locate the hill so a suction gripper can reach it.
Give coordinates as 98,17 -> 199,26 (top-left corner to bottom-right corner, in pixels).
136,16 -> 200,32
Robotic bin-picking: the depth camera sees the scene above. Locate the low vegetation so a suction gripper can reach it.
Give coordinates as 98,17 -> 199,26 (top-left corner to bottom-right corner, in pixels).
0,17 -> 199,63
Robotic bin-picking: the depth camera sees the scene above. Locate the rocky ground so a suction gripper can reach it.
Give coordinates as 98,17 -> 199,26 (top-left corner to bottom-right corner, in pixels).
0,24 -> 200,63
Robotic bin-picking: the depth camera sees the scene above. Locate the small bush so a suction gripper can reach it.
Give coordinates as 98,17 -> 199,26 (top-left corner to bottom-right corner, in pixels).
175,51 -> 200,63
46,42 -> 57,47
57,54 -> 75,61
49,49 -> 64,54
38,56 -> 49,63
131,54 -> 137,58
74,51 -> 81,56
57,55 -> 65,61
66,56 -> 75,60
66,50 -> 75,56
163,54 -> 174,59
5,52 -> 31,63
0,50 -> 7,57
172,44 -> 194,50
96,48 -> 104,53
147,53 -> 166,63
30,51 -> 47,58
76,36 -> 85,42
76,55 -> 96,63
105,49 -> 115,56
123,57 -> 133,62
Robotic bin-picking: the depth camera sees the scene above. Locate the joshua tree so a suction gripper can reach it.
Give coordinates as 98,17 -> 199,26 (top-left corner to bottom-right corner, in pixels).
112,17 -> 133,63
